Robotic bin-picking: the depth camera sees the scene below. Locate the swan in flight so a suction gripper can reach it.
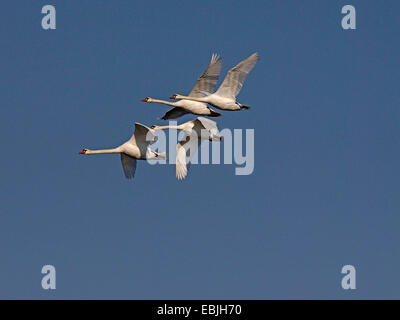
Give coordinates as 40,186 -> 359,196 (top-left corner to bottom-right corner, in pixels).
170,52 -> 259,111
79,123 -> 166,179
142,54 -> 222,119
151,117 -> 222,180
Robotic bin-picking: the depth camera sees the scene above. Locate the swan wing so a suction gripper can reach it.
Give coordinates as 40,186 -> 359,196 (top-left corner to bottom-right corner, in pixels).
195,117 -> 218,131
215,52 -> 259,99
120,153 -> 137,179
194,117 -> 220,138
176,134 -> 200,180
189,54 -> 222,98
130,122 -> 158,147
161,107 -> 189,120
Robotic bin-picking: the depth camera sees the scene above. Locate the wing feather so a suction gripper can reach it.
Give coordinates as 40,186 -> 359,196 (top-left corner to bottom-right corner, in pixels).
176,134 -> 200,180
193,117 -> 220,139
189,54 -> 222,98
215,53 -> 259,99
120,153 -> 137,179
161,107 -> 189,120
130,123 -> 158,147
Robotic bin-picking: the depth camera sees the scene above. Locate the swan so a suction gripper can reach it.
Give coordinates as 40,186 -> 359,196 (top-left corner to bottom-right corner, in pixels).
170,52 -> 259,111
79,123 -> 166,179
151,117 -> 222,180
142,54 -> 222,119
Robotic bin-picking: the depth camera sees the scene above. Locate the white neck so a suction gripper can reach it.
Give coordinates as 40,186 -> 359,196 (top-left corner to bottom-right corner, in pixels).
154,125 -> 183,130
148,98 -> 176,107
85,147 -> 121,155
175,94 -> 206,103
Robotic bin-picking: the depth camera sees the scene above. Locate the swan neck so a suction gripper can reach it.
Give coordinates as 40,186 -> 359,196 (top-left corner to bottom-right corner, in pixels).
155,125 -> 181,130
86,147 -> 121,155
150,98 -> 176,107
177,95 -> 203,102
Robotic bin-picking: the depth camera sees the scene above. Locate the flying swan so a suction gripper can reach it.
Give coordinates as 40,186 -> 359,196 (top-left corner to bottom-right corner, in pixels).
151,117 -> 222,180
170,52 -> 259,111
142,54 -> 223,119
79,123 -> 166,179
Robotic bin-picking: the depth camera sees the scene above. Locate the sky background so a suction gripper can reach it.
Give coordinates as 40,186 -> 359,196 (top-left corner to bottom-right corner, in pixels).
0,1 -> 399,299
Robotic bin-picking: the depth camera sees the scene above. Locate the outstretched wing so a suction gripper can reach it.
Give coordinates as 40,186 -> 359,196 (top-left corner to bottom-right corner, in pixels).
193,117 -> 220,138
195,117 -> 218,131
130,122 -> 158,147
120,153 -> 137,179
176,134 -> 200,180
189,54 -> 222,98
161,107 -> 189,120
215,52 -> 259,99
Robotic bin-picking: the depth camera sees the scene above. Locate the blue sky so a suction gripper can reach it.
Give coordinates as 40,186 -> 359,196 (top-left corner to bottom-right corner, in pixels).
0,1 -> 399,299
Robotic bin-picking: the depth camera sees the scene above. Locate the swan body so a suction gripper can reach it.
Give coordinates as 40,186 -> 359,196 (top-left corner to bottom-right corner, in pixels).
79,123 -> 166,179
170,53 -> 259,111
152,117 -> 222,180
142,54 -> 223,119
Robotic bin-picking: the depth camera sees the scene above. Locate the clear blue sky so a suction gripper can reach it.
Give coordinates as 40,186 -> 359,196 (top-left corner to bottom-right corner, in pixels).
0,1 -> 399,299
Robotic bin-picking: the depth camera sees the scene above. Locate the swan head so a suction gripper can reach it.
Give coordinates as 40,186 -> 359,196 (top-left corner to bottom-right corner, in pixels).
141,97 -> 151,102
79,148 -> 88,154
169,94 -> 178,100
150,125 -> 159,130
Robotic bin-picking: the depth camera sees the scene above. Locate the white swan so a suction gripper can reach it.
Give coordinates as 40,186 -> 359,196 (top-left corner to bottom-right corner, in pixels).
142,54 -> 222,119
170,53 -> 259,111
79,123 -> 166,179
151,117 -> 222,180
